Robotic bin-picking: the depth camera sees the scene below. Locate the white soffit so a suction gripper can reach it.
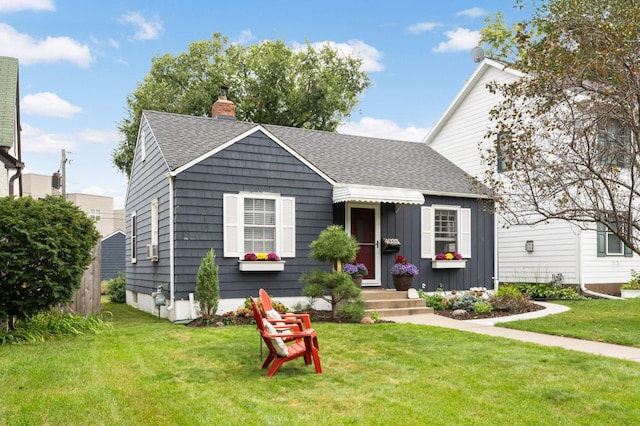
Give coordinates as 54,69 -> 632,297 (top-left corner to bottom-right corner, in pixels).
333,186 -> 425,205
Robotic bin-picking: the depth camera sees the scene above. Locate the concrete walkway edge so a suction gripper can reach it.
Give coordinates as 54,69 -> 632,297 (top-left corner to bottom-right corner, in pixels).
391,302 -> 640,363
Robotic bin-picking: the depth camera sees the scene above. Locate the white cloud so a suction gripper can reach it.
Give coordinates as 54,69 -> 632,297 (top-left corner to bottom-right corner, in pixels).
0,0 -> 54,13
233,29 -> 255,45
0,24 -> 94,67
292,39 -> 384,73
456,7 -> 487,18
21,124 -> 78,153
90,35 -> 120,49
22,92 -> 83,118
21,124 -> 119,153
433,28 -> 480,53
75,128 -> 119,144
338,117 -> 428,142
119,12 -> 163,41
407,22 -> 443,35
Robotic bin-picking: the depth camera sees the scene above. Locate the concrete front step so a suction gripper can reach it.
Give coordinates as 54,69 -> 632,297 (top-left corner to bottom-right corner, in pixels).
361,289 -> 433,318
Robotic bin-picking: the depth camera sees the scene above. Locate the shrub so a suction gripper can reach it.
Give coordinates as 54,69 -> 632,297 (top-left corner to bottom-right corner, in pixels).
514,283 -> 583,300
488,292 -> 536,313
107,272 -> 126,303
451,293 -> 482,312
474,301 -> 493,314
196,249 -> 220,317
421,292 -> 446,310
621,270 -> 640,290
337,300 -> 365,322
0,196 -> 100,329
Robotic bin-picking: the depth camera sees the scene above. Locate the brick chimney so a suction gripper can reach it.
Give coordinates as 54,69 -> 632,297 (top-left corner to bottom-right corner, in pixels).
211,85 -> 236,119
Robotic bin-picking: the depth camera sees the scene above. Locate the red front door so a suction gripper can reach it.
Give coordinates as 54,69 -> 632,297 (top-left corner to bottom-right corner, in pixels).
351,208 -> 375,280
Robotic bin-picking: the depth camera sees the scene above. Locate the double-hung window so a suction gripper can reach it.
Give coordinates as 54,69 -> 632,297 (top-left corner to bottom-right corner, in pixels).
243,198 -> 276,253
597,223 -> 632,257
223,193 -> 295,258
421,205 -> 471,259
496,132 -> 511,173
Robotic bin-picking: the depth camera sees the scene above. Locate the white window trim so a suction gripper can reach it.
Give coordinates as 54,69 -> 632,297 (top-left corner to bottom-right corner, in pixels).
223,192 -> 296,258
140,130 -> 146,162
421,205 -> 471,259
151,198 -> 158,247
131,210 -> 137,264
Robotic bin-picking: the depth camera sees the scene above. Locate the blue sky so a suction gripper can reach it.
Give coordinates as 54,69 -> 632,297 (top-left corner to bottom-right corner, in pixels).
0,0 -> 529,208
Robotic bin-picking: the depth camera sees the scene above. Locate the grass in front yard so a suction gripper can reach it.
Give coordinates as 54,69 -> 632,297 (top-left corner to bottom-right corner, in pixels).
1,302 -> 640,425
499,297 -> 640,347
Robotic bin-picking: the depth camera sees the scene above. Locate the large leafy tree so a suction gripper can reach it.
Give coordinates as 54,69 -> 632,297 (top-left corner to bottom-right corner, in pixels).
113,33 -> 371,177
478,0 -> 640,254
0,196 -> 100,329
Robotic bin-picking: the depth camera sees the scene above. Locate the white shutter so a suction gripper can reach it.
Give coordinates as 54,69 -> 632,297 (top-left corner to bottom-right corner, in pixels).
280,197 -> 296,258
223,194 -> 241,257
421,206 -> 433,258
460,208 -> 472,258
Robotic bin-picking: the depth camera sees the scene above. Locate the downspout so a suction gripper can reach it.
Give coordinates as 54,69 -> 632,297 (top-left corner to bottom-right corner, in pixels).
8,164 -> 22,197
577,227 -> 622,300
165,173 -> 176,313
492,211 -> 499,293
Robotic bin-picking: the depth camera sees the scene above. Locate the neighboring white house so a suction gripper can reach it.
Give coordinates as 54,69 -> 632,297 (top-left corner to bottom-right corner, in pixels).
424,58 -> 638,294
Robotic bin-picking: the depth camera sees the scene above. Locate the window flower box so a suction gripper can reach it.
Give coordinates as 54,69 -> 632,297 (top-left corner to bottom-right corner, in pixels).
238,260 -> 286,272
239,252 -> 285,272
431,260 -> 467,269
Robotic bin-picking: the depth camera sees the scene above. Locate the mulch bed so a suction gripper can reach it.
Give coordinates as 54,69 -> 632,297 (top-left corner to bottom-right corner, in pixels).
433,302 -> 546,320
186,302 -> 547,326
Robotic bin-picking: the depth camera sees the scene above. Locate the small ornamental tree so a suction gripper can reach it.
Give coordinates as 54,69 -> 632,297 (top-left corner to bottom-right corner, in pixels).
301,225 -> 363,319
0,196 -> 99,330
195,249 -> 219,317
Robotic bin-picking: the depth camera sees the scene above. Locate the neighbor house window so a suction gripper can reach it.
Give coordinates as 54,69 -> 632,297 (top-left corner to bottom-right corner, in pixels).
496,132 -> 511,173
131,210 -> 137,263
598,119 -> 631,168
420,205 -> 471,259
89,208 -> 101,222
597,223 -> 632,257
223,193 -> 296,258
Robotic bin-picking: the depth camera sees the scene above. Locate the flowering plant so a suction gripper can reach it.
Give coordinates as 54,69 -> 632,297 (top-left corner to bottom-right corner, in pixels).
342,263 -> 368,276
434,252 -> 463,261
243,252 -> 281,261
390,255 -> 419,276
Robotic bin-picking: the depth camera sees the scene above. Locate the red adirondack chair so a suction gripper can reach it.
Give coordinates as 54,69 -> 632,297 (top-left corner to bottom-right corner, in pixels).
249,297 -> 322,377
259,288 -> 313,330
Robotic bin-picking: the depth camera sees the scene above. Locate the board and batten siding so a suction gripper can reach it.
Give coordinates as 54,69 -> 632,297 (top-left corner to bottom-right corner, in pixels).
172,130 -> 334,300
125,118 -> 172,296
377,196 -> 494,292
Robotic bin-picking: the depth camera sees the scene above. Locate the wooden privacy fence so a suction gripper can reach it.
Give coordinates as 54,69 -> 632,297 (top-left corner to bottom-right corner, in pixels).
68,244 -> 102,315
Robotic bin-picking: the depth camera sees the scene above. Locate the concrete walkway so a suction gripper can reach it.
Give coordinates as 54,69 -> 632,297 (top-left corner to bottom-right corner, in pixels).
392,302 -> 640,363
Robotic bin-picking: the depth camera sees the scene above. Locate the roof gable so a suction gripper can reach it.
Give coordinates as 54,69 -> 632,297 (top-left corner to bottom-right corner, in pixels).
423,58 -> 522,146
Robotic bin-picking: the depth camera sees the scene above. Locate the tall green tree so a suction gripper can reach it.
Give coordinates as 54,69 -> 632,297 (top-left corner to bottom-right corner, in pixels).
478,0 -> 640,254
0,196 -> 99,329
113,33 -> 371,177
195,249 -> 219,317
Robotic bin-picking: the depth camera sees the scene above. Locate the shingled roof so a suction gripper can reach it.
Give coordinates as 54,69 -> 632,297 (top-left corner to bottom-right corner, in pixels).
143,110 -> 483,198
0,56 -> 19,150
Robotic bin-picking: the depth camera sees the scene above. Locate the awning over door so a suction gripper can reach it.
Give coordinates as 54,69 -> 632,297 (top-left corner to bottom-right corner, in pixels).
333,186 -> 425,205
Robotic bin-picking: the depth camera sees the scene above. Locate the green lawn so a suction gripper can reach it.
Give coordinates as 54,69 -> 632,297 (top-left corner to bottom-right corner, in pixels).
1,301 -> 640,425
500,297 -> 640,347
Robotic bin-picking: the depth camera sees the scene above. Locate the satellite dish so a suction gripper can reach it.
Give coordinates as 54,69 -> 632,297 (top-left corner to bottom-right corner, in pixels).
471,46 -> 485,63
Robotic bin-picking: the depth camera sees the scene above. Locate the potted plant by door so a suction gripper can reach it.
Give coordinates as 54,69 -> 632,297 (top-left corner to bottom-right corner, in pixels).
390,255 -> 419,291
342,263 -> 368,287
